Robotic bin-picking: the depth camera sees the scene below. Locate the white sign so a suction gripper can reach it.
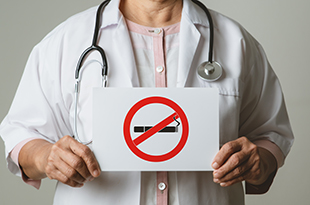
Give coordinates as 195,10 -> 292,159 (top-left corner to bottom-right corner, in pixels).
92,88 -> 219,171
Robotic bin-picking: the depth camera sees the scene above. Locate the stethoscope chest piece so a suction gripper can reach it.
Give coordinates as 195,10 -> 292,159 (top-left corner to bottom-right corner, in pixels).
197,61 -> 223,82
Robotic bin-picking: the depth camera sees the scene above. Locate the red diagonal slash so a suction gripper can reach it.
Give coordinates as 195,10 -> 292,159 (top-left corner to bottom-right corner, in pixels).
133,112 -> 179,146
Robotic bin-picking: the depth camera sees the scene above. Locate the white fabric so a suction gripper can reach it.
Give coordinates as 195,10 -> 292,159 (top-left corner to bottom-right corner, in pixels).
0,0 -> 294,204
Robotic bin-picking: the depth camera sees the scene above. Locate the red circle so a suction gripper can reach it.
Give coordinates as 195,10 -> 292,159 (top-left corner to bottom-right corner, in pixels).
123,96 -> 189,162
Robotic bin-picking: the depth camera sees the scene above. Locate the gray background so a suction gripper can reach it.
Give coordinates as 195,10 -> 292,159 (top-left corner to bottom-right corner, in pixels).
0,0 -> 309,204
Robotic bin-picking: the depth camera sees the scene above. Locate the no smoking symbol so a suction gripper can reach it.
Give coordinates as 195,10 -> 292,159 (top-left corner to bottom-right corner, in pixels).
123,96 -> 189,162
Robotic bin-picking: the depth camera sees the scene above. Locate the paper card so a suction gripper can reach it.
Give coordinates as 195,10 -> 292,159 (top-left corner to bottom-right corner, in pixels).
92,88 -> 219,171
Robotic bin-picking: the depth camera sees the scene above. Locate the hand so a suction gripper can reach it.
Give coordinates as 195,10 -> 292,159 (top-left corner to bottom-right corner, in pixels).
20,135 -> 101,188
211,137 -> 276,187
43,135 -> 101,187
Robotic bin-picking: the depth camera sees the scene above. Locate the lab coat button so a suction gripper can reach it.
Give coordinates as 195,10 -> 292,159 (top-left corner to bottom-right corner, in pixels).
158,182 -> 166,191
156,66 -> 164,73
154,28 -> 162,34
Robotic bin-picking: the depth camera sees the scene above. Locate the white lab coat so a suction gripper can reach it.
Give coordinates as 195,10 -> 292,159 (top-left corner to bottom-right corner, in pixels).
0,0 -> 294,204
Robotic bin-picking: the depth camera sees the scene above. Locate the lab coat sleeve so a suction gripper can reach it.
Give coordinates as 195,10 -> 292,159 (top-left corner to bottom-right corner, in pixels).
0,35 -> 72,177
237,36 -> 294,194
239,38 -> 294,162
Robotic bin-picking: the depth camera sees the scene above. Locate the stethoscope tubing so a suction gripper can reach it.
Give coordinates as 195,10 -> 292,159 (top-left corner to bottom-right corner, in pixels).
191,0 -> 214,63
75,0 -> 110,81
73,0 -> 110,144
75,45 -> 108,80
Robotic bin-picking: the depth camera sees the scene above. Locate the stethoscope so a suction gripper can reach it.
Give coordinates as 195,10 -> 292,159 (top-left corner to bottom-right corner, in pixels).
73,0 -> 223,145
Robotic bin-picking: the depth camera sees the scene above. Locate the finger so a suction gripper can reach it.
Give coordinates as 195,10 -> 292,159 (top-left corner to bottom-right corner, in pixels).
45,154 -> 84,187
49,147 -> 87,184
57,150 -> 89,183
48,168 -> 84,188
57,136 -> 96,180
58,144 -> 93,181
217,169 -> 253,187
218,175 -> 245,187
213,150 -> 250,180
213,159 -> 252,183
69,139 -> 101,178
212,139 -> 243,169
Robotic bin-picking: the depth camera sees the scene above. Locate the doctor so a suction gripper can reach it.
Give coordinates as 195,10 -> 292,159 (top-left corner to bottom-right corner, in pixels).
0,0 -> 293,204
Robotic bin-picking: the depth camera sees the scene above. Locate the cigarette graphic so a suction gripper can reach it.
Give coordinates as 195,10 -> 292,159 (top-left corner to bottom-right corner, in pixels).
134,116 -> 180,133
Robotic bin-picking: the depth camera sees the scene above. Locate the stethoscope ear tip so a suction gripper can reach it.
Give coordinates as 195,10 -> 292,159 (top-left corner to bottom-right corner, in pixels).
197,61 -> 223,82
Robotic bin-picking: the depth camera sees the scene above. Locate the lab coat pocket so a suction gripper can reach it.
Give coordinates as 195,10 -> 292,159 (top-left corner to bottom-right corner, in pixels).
199,78 -> 243,97
199,78 -> 244,147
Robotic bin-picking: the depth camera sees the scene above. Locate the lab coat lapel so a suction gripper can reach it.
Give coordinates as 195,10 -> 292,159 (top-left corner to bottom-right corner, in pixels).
113,16 -> 140,87
177,13 -> 201,87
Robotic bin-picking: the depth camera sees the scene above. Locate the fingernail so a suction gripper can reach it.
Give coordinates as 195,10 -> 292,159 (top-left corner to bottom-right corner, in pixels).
214,178 -> 219,183
220,182 -> 227,187
93,170 -> 100,177
87,176 -> 94,182
212,162 -> 220,169
77,183 -> 84,188
213,171 -> 219,178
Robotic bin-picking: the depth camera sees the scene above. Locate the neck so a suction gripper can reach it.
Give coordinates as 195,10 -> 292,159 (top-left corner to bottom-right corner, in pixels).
119,0 -> 183,27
